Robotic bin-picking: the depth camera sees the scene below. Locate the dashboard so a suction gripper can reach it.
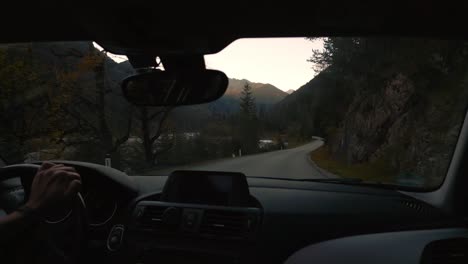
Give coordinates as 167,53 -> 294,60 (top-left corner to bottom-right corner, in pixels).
1,161 -> 468,263
285,228 -> 468,264
128,171 -> 467,263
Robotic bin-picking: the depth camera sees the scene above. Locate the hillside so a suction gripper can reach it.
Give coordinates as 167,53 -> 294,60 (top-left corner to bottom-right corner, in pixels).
62,55 -> 287,131
94,62 -> 287,121
170,78 -> 287,130
224,78 -> 288,105
0,41 -> 137,163
270,67 -> 352,138
271,38 -> 468,186
104,64 -> 288,108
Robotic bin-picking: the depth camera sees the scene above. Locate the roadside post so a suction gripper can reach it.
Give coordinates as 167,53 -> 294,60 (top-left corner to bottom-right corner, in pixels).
105,154 -> 112,167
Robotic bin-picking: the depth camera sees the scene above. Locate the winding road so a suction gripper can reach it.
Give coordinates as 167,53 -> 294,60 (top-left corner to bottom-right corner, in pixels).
153,140 -> 332,179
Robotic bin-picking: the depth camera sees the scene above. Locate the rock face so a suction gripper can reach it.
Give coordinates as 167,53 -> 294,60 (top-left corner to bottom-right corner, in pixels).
335,74 -> 416,163
328,70 -> 468,186
274,40 -> 468,186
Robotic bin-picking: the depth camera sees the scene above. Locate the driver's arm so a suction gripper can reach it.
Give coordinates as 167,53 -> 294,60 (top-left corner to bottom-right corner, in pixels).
0,162 -> 81,244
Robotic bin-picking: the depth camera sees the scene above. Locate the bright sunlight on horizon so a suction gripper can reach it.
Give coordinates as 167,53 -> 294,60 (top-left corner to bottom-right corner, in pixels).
97,38 -> 324,92
205,38 -> 323,92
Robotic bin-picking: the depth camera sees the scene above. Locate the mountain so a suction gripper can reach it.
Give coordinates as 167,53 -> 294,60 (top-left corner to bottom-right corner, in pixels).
36,50 -> 286,132
286,89 -> 295,94
170,79 -> 287,130
95,62 -> 286,116
271,38 -> 468,186
79,60 -> 287,112
0,42 -> 288,169
270,68 -> 350,138
198,78 -> 287,115
224,78 -> 287,105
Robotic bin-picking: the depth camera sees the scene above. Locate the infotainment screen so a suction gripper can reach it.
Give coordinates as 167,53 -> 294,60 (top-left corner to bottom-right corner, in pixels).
160,170 -> 250,206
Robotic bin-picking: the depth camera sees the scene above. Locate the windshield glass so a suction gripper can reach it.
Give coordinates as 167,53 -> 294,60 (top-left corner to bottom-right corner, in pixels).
0,38 -> 466,189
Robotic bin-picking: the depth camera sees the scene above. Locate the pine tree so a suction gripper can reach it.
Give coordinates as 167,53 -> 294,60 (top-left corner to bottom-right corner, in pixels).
239,82 -> 256,118
236,82 -> 259,154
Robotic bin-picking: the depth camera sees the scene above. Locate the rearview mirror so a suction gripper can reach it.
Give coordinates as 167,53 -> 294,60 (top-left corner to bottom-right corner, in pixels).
121,70 -> 228,106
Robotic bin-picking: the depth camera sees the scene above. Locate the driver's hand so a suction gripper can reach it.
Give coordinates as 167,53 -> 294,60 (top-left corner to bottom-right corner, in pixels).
25,162 -> 81,212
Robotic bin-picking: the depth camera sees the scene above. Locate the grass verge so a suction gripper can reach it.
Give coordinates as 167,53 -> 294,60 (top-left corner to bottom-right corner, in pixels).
310,145 -> 397,182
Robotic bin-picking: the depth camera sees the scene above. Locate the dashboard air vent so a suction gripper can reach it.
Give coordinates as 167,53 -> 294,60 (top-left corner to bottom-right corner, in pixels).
401,200 -> 432,214
421,238 -> 468,264
199,209 -> 257,239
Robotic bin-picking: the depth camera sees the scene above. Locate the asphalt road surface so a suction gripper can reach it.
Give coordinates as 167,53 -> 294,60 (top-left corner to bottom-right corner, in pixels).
153,140 -> 333,179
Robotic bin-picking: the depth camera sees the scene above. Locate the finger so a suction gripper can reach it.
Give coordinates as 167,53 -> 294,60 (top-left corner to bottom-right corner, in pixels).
49,165 -> 77,173
42,164 -> 65,177
65,172 -> 81,182
53,171 -> 81,183
56,166 -> 77,173
65,180 -> 82,198
39,161 -> 56,172
46,166 -> 77,178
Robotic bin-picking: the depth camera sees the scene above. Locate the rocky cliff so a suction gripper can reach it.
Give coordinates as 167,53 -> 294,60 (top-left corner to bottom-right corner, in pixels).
274,38 -> 468,186
330,71 -> 468,186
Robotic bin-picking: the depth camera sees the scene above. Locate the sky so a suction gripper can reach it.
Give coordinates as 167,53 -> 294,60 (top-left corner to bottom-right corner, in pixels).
98,38 -> 323,92
205,38 -> 323,92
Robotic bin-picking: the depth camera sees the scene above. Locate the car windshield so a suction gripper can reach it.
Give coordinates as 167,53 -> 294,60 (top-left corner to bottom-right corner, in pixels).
0,37 -> 466,189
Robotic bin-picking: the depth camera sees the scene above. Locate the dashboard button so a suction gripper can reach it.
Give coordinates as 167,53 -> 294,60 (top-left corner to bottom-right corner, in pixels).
110,235 -> 119,244
107,224 -> 125,252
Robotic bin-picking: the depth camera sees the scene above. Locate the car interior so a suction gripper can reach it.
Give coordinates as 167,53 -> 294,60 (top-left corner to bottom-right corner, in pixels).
1,2 -> 468,263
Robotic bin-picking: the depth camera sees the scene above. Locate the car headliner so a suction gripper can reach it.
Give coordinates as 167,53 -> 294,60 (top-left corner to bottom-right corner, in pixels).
3,1 -> 468,56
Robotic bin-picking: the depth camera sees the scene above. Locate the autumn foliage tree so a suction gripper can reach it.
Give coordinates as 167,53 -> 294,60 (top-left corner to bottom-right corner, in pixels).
0,42 -> 135,168
0,42 -> 182,172
0,45 -> 45,161
53,43 -> 134,168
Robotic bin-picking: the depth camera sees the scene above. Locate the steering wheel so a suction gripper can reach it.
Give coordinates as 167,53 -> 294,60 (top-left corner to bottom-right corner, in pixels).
0,164 -> 87,264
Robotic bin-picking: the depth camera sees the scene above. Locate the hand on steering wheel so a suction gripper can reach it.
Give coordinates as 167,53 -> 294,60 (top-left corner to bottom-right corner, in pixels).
0,162 -> 86,264
24,162 -> 82,216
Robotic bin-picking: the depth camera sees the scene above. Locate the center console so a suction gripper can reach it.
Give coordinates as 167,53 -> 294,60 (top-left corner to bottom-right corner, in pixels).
126,171 -> 262,263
